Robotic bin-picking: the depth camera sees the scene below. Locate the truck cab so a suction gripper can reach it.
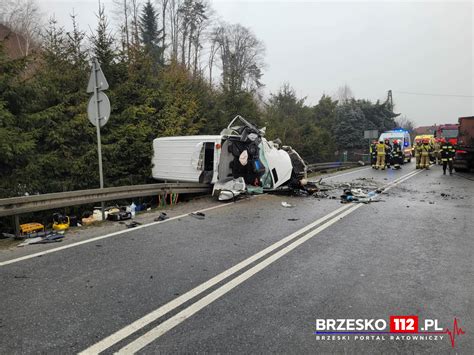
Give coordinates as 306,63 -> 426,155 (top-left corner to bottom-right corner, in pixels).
433,124 -> 459,146
453,116 -> 474,172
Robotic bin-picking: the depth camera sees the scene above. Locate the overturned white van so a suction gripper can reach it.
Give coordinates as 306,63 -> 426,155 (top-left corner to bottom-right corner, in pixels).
152,116 -> 307,199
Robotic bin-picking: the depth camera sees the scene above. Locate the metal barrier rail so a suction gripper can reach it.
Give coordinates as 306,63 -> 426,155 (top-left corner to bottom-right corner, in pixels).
0,183 -> 211,218
306,161 -> 361,172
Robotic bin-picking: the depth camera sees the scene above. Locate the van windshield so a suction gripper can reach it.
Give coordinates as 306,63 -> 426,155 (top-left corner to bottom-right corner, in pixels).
380,136 -> 406,146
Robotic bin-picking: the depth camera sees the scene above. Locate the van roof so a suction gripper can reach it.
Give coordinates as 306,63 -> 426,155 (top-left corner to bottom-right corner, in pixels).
153,135 -> 221,142
379,132 -> 408,137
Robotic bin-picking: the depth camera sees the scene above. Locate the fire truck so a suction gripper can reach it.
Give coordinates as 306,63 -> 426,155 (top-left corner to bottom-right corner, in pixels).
433,123 -> 459,145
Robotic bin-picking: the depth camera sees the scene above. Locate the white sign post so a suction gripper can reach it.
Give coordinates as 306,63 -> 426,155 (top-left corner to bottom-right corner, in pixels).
87,58 -> 110,221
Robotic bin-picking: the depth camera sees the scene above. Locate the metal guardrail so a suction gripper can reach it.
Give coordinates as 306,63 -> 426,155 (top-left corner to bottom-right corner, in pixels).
0,183 -> 211,218
306,161 -> 361,172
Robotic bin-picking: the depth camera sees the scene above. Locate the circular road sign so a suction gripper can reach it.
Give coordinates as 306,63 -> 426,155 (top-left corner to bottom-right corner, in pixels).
88,92 -> 111,128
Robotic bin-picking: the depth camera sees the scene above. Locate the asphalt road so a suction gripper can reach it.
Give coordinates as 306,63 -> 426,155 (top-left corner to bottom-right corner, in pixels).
0,163 -> 472,354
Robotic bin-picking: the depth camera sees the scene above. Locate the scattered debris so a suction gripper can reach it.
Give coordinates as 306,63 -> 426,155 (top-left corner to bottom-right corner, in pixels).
52,213 -> 70,231
281,201 -> 294,208
19,222 -> 44,237
154,212 -> 169,221
190,212 -> 206,220
108,210 -> 132,221
287,218 -> 299,221
17,232 -> 64,247
340,188 -> 379,204
124,221 -> 141,228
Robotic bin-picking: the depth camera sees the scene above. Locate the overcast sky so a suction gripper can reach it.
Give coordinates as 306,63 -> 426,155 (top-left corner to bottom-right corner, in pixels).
40,0 -> 473,127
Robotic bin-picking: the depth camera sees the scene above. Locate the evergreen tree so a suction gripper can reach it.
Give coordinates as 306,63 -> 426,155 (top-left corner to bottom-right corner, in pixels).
139,0 -> 164,65
90,3 -> 116,81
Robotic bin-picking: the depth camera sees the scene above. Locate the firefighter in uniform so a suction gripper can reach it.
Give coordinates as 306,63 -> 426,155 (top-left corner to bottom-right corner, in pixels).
440,138 -> 455,175
375,140 -> 386,170
420,138 -> 431,169
433,138 -> 441,165
384,139 -> 393,168
415,139 -> 422,169
370,140 -> 377,168
392,139 -> 403,169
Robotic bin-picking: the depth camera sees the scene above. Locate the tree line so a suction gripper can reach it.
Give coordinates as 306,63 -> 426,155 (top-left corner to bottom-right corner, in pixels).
0,0 -> 402,199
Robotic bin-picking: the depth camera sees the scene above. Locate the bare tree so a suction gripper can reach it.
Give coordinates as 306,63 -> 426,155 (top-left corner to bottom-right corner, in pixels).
156,0 -> 168,62
395,116 -> 415,132
1,0 -> 42,56
112,0 -> 131,55
168,0 -> 182,61
211,22 -> 265,93
334,84 -> 354,104
130,0 -> 141,48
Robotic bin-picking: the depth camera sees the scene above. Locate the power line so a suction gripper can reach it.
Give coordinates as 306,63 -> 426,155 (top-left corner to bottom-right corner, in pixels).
393,90 -> 474,98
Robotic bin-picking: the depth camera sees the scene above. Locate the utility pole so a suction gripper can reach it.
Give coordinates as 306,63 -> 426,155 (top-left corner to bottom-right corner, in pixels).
387,90 -> 393,111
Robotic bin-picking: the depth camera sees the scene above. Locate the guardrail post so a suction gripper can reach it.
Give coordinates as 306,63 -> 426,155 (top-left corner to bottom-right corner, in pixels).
13,215 -> 20,237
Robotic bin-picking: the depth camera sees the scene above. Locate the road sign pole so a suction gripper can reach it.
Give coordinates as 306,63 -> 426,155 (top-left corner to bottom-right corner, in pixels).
93,58 -> 106,221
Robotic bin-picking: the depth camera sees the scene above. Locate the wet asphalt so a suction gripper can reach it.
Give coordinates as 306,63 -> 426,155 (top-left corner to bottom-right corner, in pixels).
0,163 -> 472,354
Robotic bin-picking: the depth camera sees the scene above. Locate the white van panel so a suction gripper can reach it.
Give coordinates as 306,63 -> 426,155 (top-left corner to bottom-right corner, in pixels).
152,136 -> 221,183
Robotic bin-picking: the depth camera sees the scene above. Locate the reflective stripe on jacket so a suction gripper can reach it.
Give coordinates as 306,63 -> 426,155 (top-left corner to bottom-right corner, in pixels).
440,144 -> 455,160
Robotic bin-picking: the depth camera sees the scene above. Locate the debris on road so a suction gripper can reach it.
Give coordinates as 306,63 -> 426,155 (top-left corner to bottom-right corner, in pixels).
1,232 -> 15,239
340,187 -> 379,204
122,221 -> 141,228
17,232 -> 64,247
190,212 -> 206,220
154,212 -> 169,221
281,201 -> 294,208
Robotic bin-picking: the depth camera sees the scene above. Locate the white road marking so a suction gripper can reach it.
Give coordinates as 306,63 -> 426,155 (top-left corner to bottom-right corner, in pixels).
0,203 -> 234,267
78,204 -> 353,355
315,166 -> 371,179
383,169 -> 422,191
116,204 -> 364,354
82,169 -> 422,354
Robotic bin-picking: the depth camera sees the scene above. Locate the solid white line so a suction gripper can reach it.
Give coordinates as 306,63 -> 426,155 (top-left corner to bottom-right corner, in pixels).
0,203 -> 233,267
116,204 -> 364,354
78,204 -> 353,355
